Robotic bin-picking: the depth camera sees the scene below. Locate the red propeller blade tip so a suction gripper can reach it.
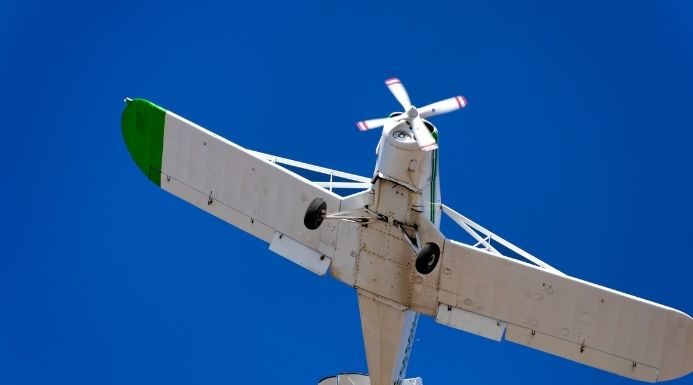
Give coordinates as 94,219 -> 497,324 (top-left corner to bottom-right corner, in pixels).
455,96 -> 468,108
356,121 -> 368,131
385,78 -> 401,85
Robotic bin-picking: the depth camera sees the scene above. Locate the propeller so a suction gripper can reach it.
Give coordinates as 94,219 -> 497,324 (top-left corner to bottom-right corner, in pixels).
357,78 -> 467,151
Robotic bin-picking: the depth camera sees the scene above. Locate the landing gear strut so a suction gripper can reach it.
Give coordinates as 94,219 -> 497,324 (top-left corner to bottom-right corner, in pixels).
303,197 -> 373,231
398,223 -> 441,275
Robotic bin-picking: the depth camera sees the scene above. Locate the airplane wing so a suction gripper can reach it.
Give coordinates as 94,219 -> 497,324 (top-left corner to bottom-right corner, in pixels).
434,206 -> 692,383
121,98 -> 370,275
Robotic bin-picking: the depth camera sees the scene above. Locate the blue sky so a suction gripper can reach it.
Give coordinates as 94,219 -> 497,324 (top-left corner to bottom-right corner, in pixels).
1,1 -> 692,384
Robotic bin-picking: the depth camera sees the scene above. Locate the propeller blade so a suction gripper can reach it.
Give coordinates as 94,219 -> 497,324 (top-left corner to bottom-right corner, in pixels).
419,96 -> 467,118
385,78 -> 411,108
411,117 -> 438,151
356,117 -> 391,131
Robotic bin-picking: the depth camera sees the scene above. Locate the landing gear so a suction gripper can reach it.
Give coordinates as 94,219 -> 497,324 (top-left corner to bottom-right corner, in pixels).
303,197 -> 373,230
304,198 -> 327,230
415,242 -> 440,275
397,223 -> 441,275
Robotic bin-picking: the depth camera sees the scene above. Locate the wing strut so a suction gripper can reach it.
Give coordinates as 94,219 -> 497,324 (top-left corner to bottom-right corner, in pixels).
248,150 -> 371,192
440,204 -> 563,274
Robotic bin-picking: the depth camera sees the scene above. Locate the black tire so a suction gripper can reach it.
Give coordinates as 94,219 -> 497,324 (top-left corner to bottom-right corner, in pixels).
415,242 -> 441,275
304,198 -> 327,230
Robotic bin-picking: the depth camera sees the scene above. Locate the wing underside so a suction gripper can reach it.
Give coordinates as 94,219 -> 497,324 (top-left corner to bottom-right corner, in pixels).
435,208 -> 693,383
121,98 -> 370,275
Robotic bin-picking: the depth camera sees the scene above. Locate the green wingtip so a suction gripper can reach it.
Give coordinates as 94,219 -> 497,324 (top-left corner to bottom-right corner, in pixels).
121,98 -> 166,186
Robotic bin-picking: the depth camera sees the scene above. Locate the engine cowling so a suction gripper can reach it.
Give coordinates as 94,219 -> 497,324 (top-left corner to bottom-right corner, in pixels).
374,118 -> 437,192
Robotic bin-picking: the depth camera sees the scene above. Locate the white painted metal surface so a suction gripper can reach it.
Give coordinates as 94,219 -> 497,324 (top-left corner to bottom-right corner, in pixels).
159,112 -> 354,271
318,373 -> 422,385
357,290 -> 418,385
269,231 -> 330,275
435,304 -> 506,342
374,125 -> 429,192
437,239 -> 692,382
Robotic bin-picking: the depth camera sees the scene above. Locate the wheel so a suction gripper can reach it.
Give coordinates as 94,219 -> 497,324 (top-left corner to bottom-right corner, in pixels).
304,198 -> 327,230
415,242 -> 441,275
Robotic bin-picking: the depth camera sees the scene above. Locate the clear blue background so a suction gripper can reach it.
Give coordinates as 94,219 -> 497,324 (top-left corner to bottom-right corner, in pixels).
1,1 -> 692,384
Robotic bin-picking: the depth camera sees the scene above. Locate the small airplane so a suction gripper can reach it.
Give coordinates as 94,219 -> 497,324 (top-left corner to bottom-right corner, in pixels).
121,78 -> 692,384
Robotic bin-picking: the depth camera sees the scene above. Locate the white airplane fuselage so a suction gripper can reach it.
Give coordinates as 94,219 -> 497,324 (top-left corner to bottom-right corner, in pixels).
350,119 -> 441,385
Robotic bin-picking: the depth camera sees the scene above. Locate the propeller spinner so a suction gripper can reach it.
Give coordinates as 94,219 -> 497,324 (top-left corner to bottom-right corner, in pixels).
357,78 -> 467,151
